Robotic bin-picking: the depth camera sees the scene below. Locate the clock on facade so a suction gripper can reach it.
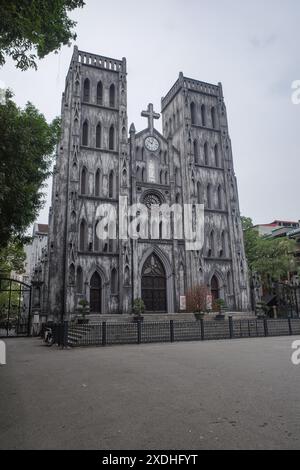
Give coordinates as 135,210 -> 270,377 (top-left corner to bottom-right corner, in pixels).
145,136 -> 160,152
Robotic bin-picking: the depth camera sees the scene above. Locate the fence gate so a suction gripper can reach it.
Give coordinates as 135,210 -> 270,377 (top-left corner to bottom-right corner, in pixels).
274,282 -> 300,318
0,278 -> 32,337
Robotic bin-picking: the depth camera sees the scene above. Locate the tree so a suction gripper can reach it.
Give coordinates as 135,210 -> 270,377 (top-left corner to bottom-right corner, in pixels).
242,216 -> 296,289
0,240 -> 26,276
0,0 -> 85,70
186,285 -> 210,313
0,90 -> 60,248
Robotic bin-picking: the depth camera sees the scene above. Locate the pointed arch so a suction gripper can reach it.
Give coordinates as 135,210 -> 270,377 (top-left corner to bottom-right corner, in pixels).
109,83 -> 116,107
221,230 -> 227,257
217,185 -> 223,209
76,266 -> 83,294
142,167 -> 146,182
204,142 -> 209,165
79,219 -> 88,251
109,170 -> 114,198
227,270 -> 232,295
214,144 -> 219,167
124,266 -> 130,286
83,78 -> 90,102
69,263 -> 75,285
197,182 -> 201,204
82,120 -> 88,146
193,139 -> 199,164
206,183 -> 212,208
211,274 -> 219,303
97,81 -> 103,105
94,221 -> 100,252
139,246 -> 175,313
81,167 -> 88,195
136,166 -> 141,181
109,124 -> 115,150
160,169 -> 163,185
211,106 -> 217,129
90,271 -> 102,313
111,268 -> 118,295
190,101 -> 196,125
201,104 -> 206,126
95,169 -> 101,197
96,122 -> 102,148
208,230 -> 215,257
70,211 -> 76,231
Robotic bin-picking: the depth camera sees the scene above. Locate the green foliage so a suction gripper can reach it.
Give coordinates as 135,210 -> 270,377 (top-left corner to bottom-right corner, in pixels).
214,298 -> 226,312
78,298 -> 89,317
241,216 -> 296,288
133,298 -> 145,316
0,90 -> 60,248
0,240 -> 26,276
0,0 -> 85,70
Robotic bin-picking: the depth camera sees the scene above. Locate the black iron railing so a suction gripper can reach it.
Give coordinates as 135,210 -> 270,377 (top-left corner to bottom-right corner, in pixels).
48,318 -> 300,348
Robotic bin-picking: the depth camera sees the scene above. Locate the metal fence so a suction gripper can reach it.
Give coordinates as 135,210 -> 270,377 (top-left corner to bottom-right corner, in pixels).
49,317 -> 300,348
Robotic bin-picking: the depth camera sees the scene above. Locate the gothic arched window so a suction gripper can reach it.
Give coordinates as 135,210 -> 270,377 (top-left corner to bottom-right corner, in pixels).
201,104 -> 206,126
81,167 -> 87,195
217,185 -> 222,209
211,107 -> 217,129
190,102 -> 196,125
214,144 -> 219,167
160,170 -> 163,185
207,183 -> 212,208
95,169 -> 101,197
94,222 -> 100,252
197,182 -> 201,204
79,220 -> 87,251
111,268 -> 118,294
97,81 -> 103,105
83,78 -> 90,102
193,140 -> 199,164
96,122 -> 101,148
82,120 -> 88,146
209,230 -> 215,257
204,142 -> 209,166
76,266 -> 83,294
109,170 -> 114,198
221,230 -> 226,257
109,84 -> 116,107
109,125 -> 115,150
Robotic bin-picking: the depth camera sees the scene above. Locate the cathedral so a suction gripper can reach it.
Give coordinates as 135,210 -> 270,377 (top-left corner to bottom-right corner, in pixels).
46,46 -> 250,319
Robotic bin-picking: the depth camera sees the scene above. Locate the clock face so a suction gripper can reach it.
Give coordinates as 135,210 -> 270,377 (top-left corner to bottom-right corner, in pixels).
145,136 -> 160,152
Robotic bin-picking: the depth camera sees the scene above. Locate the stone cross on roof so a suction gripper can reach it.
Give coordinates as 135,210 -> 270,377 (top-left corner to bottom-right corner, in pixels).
141,103 -> 160,135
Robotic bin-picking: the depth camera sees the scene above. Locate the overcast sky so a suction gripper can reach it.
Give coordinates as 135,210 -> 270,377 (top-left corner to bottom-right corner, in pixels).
1,0 -> 300,227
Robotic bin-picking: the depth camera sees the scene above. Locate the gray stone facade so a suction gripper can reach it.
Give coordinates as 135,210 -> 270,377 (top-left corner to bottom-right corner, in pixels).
46,47 -> 250,319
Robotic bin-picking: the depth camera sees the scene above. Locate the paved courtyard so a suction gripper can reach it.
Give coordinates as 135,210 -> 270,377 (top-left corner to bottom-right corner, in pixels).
0,336 -> 300,450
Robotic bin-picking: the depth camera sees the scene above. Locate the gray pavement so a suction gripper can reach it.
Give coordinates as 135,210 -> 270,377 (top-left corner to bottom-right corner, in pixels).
0,336 -> 300,450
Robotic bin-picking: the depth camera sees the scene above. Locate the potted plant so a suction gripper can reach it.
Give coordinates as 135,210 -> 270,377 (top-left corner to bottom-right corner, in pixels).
255,301 -> 269,319
214,298 -> 226,320
132,298 -> 145,322
77,299 -> 90,325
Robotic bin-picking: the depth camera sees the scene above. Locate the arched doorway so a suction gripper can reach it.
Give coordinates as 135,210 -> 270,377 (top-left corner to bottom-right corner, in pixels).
90,272 -> 102,313
141,254 -> 167,312
211,275 -> 220,304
